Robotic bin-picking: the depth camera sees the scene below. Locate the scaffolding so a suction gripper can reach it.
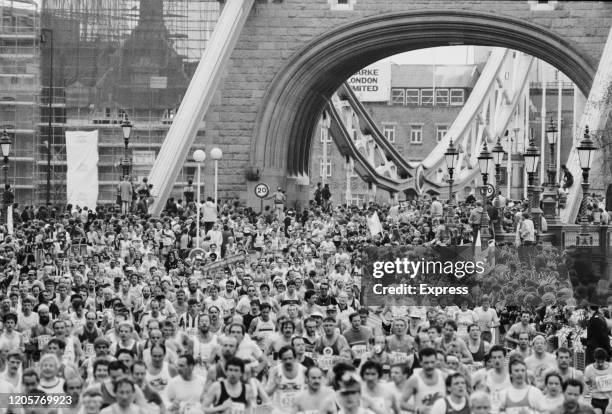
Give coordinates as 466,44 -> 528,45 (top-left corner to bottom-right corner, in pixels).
31,0 -> 220,204
0,0 -> 40,205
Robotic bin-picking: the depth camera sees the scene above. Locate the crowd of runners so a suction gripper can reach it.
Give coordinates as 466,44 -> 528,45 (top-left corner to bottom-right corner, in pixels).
0,188 -> 608,414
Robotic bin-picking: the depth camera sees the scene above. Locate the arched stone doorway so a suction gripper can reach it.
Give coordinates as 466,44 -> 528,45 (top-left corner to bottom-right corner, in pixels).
251,10 -> 595,203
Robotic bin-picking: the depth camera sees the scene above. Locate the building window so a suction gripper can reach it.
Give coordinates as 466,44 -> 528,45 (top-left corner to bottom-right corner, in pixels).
320,127 -> 331,143
450,89 -> 465,106
406,89 -> 419,106
436,125 -> 448,142
391,88 -> 405,106
421,89 -> 433,106
320,160 -> 332,177
435,89 -> 449,106
383,124 -> 396,143
329,0 -> 356,10
498,166 -> 507,185
410,125 -> 423,144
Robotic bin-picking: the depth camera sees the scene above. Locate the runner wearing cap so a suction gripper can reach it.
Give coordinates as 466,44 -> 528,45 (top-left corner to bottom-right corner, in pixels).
314,317 -> 349,373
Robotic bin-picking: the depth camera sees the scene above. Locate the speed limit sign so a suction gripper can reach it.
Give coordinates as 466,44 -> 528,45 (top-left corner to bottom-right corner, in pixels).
254,183 -> 269,199
479,183 -> 495,200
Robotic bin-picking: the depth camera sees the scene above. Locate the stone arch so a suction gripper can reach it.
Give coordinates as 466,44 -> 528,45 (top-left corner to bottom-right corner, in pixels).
251,10 -> 595,184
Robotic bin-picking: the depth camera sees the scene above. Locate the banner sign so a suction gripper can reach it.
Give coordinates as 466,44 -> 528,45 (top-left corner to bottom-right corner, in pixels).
65,130 -> 99,209
202,253 -> 247,272
347,60 -> 391,102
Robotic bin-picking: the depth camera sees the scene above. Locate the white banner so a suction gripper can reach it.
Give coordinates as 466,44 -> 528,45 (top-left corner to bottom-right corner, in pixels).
347,60 -> 391,102
66,130 -> 99,209
367,211 -> 383,235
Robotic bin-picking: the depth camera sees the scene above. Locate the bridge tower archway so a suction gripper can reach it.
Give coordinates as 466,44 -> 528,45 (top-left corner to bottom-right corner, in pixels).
250,10 -> 595,205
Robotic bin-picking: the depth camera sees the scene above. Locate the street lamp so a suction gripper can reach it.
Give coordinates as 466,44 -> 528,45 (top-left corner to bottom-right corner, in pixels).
120,115 -> 132,179
542,117 -> 559,224
193,149 -> 206,248
477,141 -> 493,242
210,147 -> 222,206
577,125 -> 597,223
444,139 -> 459,204
492,135 -> 506,184
523,135 -> 542,233
546,117 -> 558,184
0,130 -> 12,225
444,139 -> 459,243
491,135 -> 506,237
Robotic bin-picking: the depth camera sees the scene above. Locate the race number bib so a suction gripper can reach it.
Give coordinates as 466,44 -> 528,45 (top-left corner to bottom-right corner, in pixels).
22,330 -> 31,344
505,408 -> 535,414
351,345 -> 368,358
279,392 -> 297,409
467,361 -> 484,374
37,335 -> 51,350
186,328 -> 197,338
391,351 -> 408,364
317,355 -> 338,370
84,343 -> 95,358
229,402 -> 246,414
596,375 -> 612,392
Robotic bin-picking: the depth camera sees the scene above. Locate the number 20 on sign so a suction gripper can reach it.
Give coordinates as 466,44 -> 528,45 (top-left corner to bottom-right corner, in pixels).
254,183 -> 269,213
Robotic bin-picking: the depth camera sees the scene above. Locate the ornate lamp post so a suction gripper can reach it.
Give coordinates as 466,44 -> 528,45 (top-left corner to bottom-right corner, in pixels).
491,135 -> 506,236
477,141 -> 493,242
193,149 -> 206,248
444,139 -> 459,203
120,115 -> 133,179
542,118 -> 559,224
576,126 -> 597,246
210,147 -> 223,206
444,139 -> 459,242
0,130 -> 12,224
523,135 -> 542,234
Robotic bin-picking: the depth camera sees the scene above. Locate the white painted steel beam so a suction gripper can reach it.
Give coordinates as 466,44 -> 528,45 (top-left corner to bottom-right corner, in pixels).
147,0 -> 255,216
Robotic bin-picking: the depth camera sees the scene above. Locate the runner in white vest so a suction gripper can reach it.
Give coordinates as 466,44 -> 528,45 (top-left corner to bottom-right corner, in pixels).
265,345 -> 305,412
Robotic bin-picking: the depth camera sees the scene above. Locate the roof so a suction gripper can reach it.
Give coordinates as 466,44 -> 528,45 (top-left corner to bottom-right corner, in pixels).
391,64 -> 480,88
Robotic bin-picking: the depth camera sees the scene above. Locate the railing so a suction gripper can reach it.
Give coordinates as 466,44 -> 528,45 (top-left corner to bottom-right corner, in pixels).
563,227 -> 605,247
529,81 -> 574,90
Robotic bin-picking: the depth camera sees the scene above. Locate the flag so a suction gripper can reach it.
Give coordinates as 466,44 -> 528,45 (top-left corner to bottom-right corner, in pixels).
367,211 -> 383,235
474,230 -> 483,263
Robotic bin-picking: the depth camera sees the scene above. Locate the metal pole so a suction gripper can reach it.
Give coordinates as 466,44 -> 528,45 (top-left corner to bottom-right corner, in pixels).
214,159 -> 218,207
46,29 -> 53,206
540,64 -> 547,185
3,157 -> 8,224
578,169 -> 590,225
480,173 -> 490,242
196,163 -> 201,249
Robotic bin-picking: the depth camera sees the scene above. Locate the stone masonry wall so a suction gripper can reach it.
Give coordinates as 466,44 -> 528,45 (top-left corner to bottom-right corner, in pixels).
198,0 -> 612,207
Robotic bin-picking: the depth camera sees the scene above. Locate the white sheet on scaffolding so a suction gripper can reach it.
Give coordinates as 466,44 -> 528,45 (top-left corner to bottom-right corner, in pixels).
65,130 -> 99,209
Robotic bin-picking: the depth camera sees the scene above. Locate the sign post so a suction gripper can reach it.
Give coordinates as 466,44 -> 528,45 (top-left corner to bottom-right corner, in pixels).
480,183 -> 495,200
254,183 -> 269,213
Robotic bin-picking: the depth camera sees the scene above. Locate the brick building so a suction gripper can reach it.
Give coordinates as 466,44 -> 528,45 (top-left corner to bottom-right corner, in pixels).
309,61 -> 482,205
309,55 -> 578,205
